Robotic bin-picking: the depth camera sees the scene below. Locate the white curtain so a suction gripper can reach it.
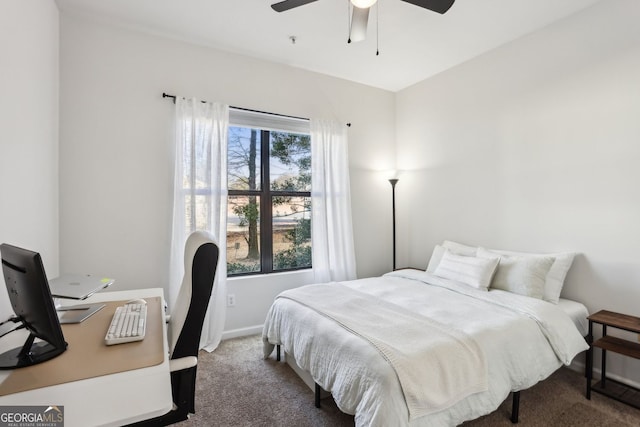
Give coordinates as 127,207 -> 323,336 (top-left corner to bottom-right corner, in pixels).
310,119 -> 357,282
170,97 -> 228,352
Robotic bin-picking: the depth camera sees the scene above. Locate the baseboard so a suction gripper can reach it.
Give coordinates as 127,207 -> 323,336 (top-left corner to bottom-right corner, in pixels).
569,359 -> 640,390
221,324 -> 263,341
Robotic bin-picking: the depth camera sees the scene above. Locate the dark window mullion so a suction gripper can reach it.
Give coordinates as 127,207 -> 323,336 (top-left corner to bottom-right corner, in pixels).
261,130 -> 273,273
271,191 -> 311,198
228,190 -> 261,196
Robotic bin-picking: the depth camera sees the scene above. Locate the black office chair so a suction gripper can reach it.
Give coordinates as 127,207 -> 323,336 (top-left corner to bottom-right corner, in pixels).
128,231 -> 219,426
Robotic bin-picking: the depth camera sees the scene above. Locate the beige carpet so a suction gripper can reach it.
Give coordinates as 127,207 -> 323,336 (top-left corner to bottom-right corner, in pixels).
180,335 -> 640,426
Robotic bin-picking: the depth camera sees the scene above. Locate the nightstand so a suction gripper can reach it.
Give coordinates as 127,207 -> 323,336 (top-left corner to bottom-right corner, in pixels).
586,310 -> 640,408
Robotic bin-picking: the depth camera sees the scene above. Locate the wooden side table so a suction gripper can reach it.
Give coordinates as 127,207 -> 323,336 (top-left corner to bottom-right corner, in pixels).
587,310 -> 640,408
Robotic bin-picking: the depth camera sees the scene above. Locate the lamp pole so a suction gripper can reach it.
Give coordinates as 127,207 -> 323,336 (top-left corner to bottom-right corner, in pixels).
389,178 -> 398,271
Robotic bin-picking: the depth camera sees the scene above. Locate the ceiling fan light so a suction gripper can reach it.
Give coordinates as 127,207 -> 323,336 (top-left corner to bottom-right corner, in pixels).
351,0 -> 377,8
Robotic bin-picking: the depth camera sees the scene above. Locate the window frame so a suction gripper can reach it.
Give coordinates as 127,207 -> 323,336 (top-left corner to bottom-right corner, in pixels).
227,112 -> 312,277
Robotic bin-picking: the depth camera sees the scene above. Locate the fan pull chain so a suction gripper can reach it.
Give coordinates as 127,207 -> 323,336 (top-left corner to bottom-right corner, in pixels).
376,1 -> 379,55
347,0 -> 352,43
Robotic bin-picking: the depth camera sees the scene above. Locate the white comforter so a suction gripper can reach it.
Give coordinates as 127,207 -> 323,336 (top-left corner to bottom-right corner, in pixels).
277,282 -> 488,420
262,270 -> 588,427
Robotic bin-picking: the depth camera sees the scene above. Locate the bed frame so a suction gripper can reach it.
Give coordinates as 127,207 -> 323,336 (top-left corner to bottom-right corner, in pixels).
275,344 -> 521,424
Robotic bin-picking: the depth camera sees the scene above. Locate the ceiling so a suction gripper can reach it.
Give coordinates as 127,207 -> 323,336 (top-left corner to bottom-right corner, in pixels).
55,0 -> 603,92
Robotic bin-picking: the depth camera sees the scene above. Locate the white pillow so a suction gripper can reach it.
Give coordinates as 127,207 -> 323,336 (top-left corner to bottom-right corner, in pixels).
427,241 -> 478,272
489,248 -> 575,304
426,245 -> 446,273
442,240 -> 478,257
433,249 -> 499,291
477,248 -> 554,299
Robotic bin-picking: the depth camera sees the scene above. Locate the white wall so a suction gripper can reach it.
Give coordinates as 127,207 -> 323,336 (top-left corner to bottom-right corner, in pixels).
396,0 -> 640,383
0,1 -> 59,316
58,13 -> 396,334
8,0 -> 638,387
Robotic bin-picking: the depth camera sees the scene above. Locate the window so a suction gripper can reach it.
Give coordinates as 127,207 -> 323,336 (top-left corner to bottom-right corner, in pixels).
226,110 -> 311,276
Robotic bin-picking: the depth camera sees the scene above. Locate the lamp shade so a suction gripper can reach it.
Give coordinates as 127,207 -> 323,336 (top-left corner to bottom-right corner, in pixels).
351,0 -> 378,8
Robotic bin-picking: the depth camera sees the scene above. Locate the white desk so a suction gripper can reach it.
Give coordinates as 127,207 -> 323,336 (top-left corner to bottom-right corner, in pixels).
0,288 -> 173,427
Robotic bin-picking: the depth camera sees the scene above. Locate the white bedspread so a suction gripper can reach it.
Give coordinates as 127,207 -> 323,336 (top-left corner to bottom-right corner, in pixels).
262,270 -> 588,426
278,283 -> 488,420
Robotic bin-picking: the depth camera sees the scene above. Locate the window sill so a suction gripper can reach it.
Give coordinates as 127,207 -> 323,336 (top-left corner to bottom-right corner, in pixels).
228,268 -> 313,282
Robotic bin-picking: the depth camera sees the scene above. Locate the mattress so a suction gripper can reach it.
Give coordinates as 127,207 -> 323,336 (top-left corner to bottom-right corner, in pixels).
557,298 -> 589,336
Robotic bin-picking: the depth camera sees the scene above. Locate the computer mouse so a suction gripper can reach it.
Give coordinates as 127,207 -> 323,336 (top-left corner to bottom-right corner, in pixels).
126,298 -> 147,305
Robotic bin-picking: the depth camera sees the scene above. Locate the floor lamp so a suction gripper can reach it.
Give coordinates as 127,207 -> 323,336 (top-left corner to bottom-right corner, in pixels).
389,178 -> 398,271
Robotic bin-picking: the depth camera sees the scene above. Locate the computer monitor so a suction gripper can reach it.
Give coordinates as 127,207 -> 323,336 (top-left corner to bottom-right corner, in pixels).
0,243 -> 68,369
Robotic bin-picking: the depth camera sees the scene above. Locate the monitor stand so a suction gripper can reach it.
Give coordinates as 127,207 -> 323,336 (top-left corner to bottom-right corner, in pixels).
0,333 -> 67,369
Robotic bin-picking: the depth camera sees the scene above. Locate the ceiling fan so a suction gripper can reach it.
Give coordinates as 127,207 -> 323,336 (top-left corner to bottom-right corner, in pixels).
271,0 -> 455,43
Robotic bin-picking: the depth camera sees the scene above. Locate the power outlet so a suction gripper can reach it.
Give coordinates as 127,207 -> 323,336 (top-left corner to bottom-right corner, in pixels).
227,294 -> 236,307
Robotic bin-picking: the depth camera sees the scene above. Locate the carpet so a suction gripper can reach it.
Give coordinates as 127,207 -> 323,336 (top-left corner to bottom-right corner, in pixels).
180,335 -> 640,426
554,402 -> 633,427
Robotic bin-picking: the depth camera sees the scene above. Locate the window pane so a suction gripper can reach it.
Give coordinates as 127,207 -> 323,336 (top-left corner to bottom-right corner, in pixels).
273,196 -> 311,271
228,127 -> 261,191
270,132 -> 311,192
227,195 -> 261,274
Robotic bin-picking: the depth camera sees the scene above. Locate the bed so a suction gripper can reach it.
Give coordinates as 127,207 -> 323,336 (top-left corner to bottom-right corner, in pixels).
262,241 -> 589,426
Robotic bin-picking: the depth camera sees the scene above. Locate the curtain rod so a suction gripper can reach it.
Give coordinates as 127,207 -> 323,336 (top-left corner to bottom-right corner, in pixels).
162,92 -> 351,127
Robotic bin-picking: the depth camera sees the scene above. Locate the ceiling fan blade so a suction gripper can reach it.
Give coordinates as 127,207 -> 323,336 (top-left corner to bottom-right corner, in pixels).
401,0 -> 455,14
349,6 -> 370,43
271,0 -> 318,12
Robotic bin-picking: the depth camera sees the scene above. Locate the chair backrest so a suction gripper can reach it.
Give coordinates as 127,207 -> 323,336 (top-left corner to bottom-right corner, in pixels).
169,231 -> 220,359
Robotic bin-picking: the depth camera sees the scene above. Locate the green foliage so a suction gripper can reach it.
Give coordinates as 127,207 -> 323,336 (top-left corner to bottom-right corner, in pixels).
274,245 -> 312,270
270,132 -> 310,166
274,218 -> 311,270
232,196 -> 259,227
270,132 -> 311,192
287,218 -> 311,246
227,261 -> 260,275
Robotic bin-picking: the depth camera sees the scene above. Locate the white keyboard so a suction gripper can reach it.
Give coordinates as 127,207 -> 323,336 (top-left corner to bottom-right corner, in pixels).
105,302 -> 147,345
